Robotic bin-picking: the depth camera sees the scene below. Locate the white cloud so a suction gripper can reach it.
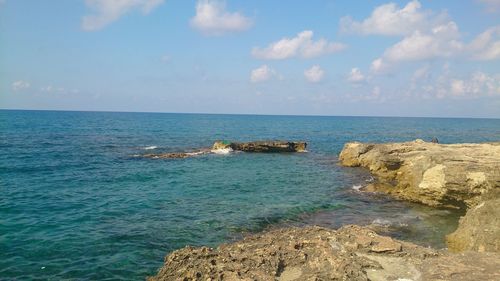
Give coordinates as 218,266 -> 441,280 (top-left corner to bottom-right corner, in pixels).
347,67 -> 366,83
252,30 -> 346,60
370,21 -> 465,73
354,1 -> 500,73
449,72 -> 500,97
468,26 -> 500,60
82,0 -> 164,31
190,0 -> 252,36
478,0 -> 500,13
12,80 -> 30,91
340,0 -> 442,36
372,22 -> 500,73
304,65 -> 325,83
408,66 -> 500,99
370,58 -> 390,73
384,22 -> 462,62
412,64 -> 430,81
250,65 -> 277,83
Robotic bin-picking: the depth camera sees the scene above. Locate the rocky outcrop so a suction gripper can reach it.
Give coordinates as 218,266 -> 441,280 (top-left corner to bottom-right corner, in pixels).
149,225 -> 500,281
339,140 -> 500,252
140,141 -> 307,159
446,198 -> 500,252
213,141 -> 307,153
339,140 -> 500,208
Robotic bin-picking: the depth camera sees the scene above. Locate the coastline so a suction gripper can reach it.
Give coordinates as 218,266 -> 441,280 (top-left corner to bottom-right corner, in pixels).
149,140 -> 500,280
339,139 -> 500,252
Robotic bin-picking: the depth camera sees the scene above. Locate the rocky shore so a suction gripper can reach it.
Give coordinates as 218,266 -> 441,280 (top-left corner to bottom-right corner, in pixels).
149,140 -> 500,280
149,225 -> 500,280
339,140 -> 500,252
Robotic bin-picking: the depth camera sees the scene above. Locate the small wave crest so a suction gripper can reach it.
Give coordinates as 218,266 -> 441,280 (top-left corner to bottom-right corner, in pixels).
351,184 -> 363,191
185,151 -> 207,156
372,218 -> 392,226
211,147 -> 233,155
142,146 -> 158,150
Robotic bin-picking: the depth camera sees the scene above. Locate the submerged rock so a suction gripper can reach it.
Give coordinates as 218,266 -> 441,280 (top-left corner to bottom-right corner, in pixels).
339,140 -> 500,252
142,152 -> 191,159
213,140 -> 307,153
148,225 -> 500,281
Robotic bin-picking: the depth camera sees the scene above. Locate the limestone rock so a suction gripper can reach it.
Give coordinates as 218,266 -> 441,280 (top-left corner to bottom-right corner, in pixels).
339,140 -> 500,208
447,198 -> 500,252
339,140 -> 500,253
149,225 -> 500,281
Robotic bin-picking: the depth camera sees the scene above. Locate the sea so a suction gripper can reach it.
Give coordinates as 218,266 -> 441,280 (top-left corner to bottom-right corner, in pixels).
1,110 -> 499,280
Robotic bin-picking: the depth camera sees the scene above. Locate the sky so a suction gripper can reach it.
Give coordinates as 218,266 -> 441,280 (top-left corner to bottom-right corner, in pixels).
1,0 -> 500,118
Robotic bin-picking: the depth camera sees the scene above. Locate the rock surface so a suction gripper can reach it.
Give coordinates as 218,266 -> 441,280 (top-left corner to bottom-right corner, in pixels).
149,225 -> 500,281
140,141 -> 307,159
213,141 -> 307,153
339,140 -> 500,252
446,198 -> 500,252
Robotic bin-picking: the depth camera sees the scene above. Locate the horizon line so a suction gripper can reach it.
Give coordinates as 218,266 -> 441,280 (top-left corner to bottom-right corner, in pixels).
1,108 -> 499,120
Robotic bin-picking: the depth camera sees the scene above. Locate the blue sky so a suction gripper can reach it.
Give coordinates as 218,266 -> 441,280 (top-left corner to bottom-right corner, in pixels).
1,0 -> 500,117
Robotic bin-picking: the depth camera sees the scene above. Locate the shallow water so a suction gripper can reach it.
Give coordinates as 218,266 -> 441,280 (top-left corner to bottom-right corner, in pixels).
1,110 -> 499,280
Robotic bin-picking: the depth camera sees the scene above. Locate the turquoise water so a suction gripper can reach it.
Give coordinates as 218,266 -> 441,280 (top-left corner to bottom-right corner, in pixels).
1,110 -> 499,280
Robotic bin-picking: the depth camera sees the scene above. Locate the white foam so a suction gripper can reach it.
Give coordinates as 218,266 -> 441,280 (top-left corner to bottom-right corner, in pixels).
352,184 -> 363,191
372,218 -> 392,226
185,151 -> 207,156
142,146 -> 157,150
211,148 -> 233,155
365,176 -> 375,182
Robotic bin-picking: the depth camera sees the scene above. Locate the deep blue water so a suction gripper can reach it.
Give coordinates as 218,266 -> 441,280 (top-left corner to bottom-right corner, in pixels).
1,110 -> 499,280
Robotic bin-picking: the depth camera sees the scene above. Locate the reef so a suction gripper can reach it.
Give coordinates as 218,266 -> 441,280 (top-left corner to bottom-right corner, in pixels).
141,141 -> 307,159
212,140 -> 307,153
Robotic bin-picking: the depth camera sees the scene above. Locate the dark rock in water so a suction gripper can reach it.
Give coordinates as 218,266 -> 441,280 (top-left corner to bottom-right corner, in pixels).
140,141 -> 306,159
431,137 -> 439,143
142,152 -> 191,159
213,140 -> 307,153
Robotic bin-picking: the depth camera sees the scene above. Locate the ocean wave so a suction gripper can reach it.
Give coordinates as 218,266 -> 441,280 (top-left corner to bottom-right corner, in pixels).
365,176 -> 375,182
372,218 -> 392,226
351,184 -> 363,191
211,148 -> 233,155
142,146 -> 158,150
185,151 -> 207,156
